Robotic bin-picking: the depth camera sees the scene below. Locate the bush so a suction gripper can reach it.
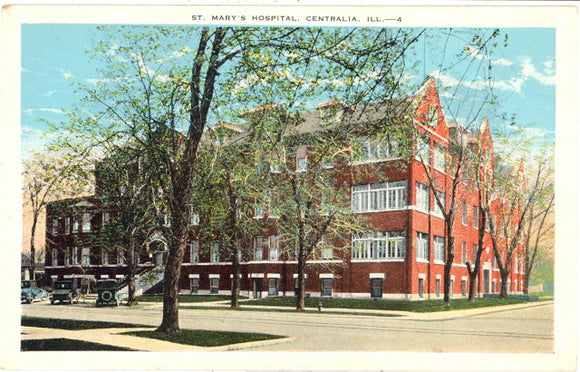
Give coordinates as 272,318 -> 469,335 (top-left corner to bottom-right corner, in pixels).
481,294 -> 539,302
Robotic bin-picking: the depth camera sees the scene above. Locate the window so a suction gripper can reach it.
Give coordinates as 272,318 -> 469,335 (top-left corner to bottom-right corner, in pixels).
82,213 -> 91,232
117,248 -> 125,265
190,241 -> 199,263
65,248 -> 71,266
433,142 -> 446,171
189,205 -> 200,226
416,182 -> 429,212
296,146 -> 308,172
461,279 -> 467,296
450,278 -> 455,297
102,249 -> 109,265
352,231 -> 405,260
210,278 -> 219,294
320,236 -> 333,260
268,278 -> 279,296
462,201 -> 468,225
418,278 -> 425,298
211,243 -> 220,263
473,244 -> 478,264
416,232 -> 429,262
81,248 -> 90,266
434,236 -> 445,263
102,212 -> 110,226
416,135 -> 430,163
254,204 -> 265,219
352,135 -> 400,163
436,278 -> 441,297
51,218 -> 59,235
254,236 -> 264,261
72,247 -> 80,265
64,217 -> 71,234
433,190 -> 445,217
321,278 -> 333,296
269,156 -> 282,173
352,181 -> 407,213
462,242 -> 467,264
190,278 -> 199,294
473,206 -> 479,229
371,278 -> 383,298
52,249 -> 58,266
269,235 -> 279,261
72,219 -> 79,233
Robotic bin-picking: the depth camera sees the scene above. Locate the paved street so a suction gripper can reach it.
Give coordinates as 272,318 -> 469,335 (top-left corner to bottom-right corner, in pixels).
21,300 -> 554,353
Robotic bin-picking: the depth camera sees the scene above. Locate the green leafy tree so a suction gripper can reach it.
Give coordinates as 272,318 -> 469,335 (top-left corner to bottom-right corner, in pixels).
23,150 -> 90,280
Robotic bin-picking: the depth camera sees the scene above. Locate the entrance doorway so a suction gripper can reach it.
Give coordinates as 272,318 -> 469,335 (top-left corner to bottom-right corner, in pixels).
483,269 -> 491,294
253,278 -> 263,298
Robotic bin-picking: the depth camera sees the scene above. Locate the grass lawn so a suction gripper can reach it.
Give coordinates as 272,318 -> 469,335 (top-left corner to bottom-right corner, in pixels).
243,297 -> 527,312
21,338 -> 135,351
22,317 -> 149,330
122,329 -> 283,347
135,295 -> 234,303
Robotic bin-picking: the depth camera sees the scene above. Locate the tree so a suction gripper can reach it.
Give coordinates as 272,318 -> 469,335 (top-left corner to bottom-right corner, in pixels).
193,127 -> 262,308
521,151 -> 554,294
93,147 -> 161,305
413,29 -> 506,307
23,151 -> 89,280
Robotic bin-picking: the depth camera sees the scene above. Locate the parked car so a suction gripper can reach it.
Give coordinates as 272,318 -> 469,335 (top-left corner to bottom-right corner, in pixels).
21,280 -> 48,303
50,280 -> 80,305
96,279 -> 122,306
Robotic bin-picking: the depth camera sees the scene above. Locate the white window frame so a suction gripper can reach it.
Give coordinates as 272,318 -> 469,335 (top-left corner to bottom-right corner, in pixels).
254,236 -> 264,261
352,181 -> 407,213
462,242 -> 467,264
211,243 -> 220,263
72,247 -> 80,265
81,247 -> 90,266
52,218 -> 59,235
352,231 -> 405,261
352,135 -> 400,164
473,206 -> 479,229
82,212 -> 91,232
269,235 -> 279,261
190,240 -> 200,263
102,249 -> 109,265
65,217 -> 71,234
434,236 -> 445,263
416,182 -> 429,212
52,248 -> 58,266
416,232 -> 429,262
433,142 -> 446,171
296,146 -> 308,173
462,201 -> 468,226
433,190 -> 445,217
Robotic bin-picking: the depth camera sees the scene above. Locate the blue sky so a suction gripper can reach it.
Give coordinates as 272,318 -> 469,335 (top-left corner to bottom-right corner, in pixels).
21,25 -> 555,158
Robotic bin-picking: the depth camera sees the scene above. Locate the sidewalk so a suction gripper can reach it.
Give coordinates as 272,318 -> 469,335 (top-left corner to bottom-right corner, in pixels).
21,300 -> 552,352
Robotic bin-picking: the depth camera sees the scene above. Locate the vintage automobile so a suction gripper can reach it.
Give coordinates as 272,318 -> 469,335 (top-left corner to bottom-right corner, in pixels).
50,280 -> 80,305
21,280 -> 48,303
95,279 -> 123,306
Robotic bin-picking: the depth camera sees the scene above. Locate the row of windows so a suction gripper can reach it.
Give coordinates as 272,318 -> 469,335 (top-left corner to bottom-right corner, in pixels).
190,276 -> 388,298
351,231 -> 405,260
417,276 -> 468,298
50,212 -> 96,235
50,247 -> 124,267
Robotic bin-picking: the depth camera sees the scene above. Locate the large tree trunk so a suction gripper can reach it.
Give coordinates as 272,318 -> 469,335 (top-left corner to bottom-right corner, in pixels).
231,243 -> 241,309
29,214 -> 38,281
157,237 -> 186,333
126,241 -> 138,306
296,257 -> 307,311
499,269 -> 509,300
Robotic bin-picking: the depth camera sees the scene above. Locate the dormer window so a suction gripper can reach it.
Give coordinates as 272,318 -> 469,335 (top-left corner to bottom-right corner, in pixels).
316,100 -> 345,125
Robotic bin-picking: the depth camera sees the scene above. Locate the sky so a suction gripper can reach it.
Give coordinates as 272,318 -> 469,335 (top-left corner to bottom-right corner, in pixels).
20,24 -> 556,159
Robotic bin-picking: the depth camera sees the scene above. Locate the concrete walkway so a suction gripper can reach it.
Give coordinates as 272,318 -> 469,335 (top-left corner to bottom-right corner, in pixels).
21,300 -> 552,352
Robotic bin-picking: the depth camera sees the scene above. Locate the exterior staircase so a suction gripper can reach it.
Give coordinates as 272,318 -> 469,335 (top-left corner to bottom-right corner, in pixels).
119,265 -> 165,298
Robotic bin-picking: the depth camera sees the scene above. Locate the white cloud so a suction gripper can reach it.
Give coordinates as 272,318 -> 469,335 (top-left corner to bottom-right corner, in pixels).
465,46 -> 513,66
430,70 -> 488,91
23,108 -> 65,115
520,56 -> 555,86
